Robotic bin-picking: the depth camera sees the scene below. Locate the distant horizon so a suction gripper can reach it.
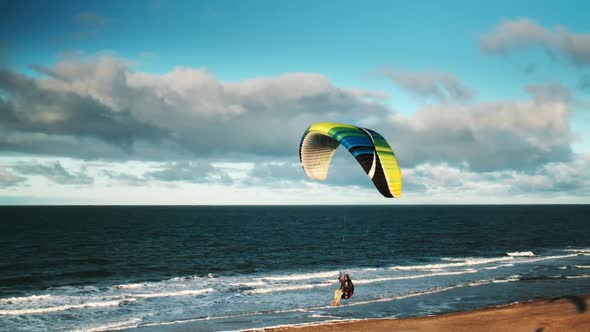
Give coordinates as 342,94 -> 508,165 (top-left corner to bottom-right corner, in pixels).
1,1 -> 589,204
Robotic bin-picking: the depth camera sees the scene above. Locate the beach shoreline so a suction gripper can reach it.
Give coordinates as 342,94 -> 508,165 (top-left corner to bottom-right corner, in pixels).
248,295 -> 590,332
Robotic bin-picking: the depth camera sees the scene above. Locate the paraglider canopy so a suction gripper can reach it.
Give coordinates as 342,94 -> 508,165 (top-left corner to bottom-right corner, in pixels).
299,122 -> 402,198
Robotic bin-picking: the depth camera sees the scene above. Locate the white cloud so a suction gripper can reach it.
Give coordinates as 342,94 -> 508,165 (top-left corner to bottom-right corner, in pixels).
13,161 -> 93,185
1,55 -> 575,173
382,68 -> 474,102
379,90 -> 572,171
481,18 -> 590,65
9,55 -> 388,160
145,161 -> 233,184
404,155 -> 590,200
0,54 -> 585,203
0,166 -> 25,187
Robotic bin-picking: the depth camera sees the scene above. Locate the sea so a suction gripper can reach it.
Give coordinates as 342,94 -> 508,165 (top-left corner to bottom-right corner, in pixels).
1,205 -> 589,332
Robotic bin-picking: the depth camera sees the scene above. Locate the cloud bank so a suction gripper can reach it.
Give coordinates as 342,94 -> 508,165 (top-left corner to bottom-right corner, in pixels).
0,55 -> 574,174
0,53 -> 584,203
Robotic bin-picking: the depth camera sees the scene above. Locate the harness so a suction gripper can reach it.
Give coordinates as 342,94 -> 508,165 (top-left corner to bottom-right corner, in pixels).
340,279 -> 354,299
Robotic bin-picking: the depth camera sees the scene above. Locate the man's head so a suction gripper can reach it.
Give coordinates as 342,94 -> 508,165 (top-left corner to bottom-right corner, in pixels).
344,274 -> 350,280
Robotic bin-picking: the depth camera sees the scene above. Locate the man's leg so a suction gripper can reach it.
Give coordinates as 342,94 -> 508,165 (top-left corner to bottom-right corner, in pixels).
332,289 -> 343,306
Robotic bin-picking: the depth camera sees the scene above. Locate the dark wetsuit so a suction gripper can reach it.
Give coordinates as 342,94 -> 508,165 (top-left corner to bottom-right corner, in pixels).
339,277 -> 354,300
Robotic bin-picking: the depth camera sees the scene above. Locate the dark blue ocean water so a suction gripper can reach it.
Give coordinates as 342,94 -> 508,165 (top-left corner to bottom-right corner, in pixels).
1,205 -> 590,331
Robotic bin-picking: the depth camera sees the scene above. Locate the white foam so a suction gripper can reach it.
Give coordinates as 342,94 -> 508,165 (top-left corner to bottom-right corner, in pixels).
260,270 -> 339,281
113,283 -> 145,290
132,288 -> 213,298
391,257 -> 513,271
244,318 -> 365,332
565,274 -> 590,279
249,283 -> 332,294
250,269 -> 479,294
0,287 -> 213,313
345,276 -> 521,308
168,274 -> 209,282
354,269 -> 478,285
308,313 -> 337,318
507,251 -> 535,257
523,253 -> 579,263
234,281 -> 266,287
464,276 -> 519,286
0,299 -> 135,316
138,275 -> 523,329
69,318 -> 142,332
140,311 -> 268,328
441,257 -> 466,262
492,275 -> 521,283
113,273 -> 216,291
0,294 -> 54,304
562,248 -> 590,254
4,248 -> 584,328
483,264 -> 514,270
340,286 -> 459,308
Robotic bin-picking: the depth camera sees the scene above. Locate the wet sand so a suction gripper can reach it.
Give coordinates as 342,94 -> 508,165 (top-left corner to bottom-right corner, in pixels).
253,295 -> 590,332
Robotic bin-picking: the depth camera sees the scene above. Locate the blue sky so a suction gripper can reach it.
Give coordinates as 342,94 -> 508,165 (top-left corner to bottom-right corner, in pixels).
1,0 -> 589,204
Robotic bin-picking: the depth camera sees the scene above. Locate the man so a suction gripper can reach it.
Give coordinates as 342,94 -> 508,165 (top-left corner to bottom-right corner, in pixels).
332,272 -> 354,306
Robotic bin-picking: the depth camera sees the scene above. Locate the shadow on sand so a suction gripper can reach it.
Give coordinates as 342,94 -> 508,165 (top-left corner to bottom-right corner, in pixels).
535,295 -> 587,332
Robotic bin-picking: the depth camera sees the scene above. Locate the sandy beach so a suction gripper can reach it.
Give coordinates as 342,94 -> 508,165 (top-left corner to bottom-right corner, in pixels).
255,295 -> 590,332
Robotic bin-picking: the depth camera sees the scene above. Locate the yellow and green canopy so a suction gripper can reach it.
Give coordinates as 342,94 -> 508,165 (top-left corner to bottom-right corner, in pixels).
299,122 -> 402,198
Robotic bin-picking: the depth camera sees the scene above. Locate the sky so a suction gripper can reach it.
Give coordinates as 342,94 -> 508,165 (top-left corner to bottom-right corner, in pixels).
0,0 -> 589,204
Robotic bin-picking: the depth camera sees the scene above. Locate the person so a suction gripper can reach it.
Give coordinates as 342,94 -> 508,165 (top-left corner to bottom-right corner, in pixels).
332,272 -> 354,306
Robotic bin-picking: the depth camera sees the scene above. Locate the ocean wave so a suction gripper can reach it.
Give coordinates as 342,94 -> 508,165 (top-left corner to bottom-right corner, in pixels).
108,249 -> 586,295
137,274 -> 524,329
113,283 -> 145,290
0,288 -> 212,315
0,294 -> 54,304
391,257 -> 513,271
562,248 -> 590,254
134,273 -> 529,332
0,299 -> 135,316
249,283 -> 332,294
354,269 -> 478,285
565,274 -> 590,279
462,276 -> 520,287
259,270 -> 339,282
441,257 -> 467,262
507,251 -> 535,257
522,253 -> 579,263
483,264 -> 514,270
574,265 -> 590,269
519,275 -> 567,281
250,269 -> 479,295
308,313 -> 338,318
232,281 -> 266,287
69,318 -> 142,332
492,275 -> 521,283
340,275 -> 522,309
169,273 -> 215,281
131,288 -> 213,298
251,318 -> 364,332
113,273 -> 216,290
